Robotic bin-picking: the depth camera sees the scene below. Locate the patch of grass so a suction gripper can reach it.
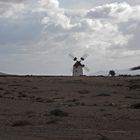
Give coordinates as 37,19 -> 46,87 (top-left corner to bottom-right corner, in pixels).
131,103 -> 140,109
129,85 -> 140,90
50,109 -> 68,117
4,91 -> 11,95
46,118 -> 60,124
78,90 -> 90,94
0,87 -> 4,90
17,92 -> 27,98
98,133 -> 111,140
100,109 -> 105,111
46,99 -> 54,103
87,104 -> 97,107
29,95 -> 35,99
8,84 -> 21,87
116,84 -> 123,87
75,102 -> 81,106
11,120 -> 33,127
32,87 -> 38,89
24,111 -> 34,118
125,96 -> 133,99
97,93 -> 111,97
81,102 -> 86,106
125,96 -> 139,99
36,97 -> 45,102
68,98 -> 78,102
107,103 -> 116,107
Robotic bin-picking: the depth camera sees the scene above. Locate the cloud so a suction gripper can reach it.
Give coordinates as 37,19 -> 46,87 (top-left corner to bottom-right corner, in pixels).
39,0 -> 72,29
40,1 -> 139,55
87,2 -> 140,22
0,0 -> 43,56
0,0 -> 140,74
0,1 -> 26,19
0,0 -> 26,3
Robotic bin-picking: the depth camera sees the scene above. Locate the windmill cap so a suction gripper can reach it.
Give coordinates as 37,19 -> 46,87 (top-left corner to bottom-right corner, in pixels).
74,61 -> 84,67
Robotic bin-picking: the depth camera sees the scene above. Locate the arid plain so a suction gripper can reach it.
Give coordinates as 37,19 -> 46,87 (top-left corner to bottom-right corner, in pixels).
0,76 -> 140,140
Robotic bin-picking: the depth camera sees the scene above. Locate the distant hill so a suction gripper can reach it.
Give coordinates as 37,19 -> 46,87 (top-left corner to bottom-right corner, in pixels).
0,72 -> 7,75
90,69 -> 140,76
131,66 -> 140,71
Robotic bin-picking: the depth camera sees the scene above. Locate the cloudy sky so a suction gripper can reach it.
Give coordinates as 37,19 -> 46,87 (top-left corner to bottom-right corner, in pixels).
0,0 -> 140,75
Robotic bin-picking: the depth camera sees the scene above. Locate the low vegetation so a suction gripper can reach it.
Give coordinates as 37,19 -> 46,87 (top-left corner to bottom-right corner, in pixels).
50,109 -> 68,117
46,117 -> 60,124
131,103 -> 140,109
97,93 -> 111,97
11,120 -> 33,127
109,70 -> 116,77
78,90 -> 90,94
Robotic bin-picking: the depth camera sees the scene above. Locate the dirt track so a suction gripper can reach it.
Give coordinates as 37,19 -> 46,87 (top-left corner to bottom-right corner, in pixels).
0,76 -> 140,140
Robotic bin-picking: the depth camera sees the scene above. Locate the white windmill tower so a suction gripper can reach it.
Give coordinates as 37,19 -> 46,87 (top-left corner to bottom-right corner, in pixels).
69,54 -> 89,76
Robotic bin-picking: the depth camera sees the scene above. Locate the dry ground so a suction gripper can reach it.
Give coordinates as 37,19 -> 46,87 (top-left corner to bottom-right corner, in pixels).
0,76 -> 140,140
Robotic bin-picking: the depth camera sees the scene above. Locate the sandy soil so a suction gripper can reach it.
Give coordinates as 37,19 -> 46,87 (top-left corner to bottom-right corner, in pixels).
0,76 -> 140,140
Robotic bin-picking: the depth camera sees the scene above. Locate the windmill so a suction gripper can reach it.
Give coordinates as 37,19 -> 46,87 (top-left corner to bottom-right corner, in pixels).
69,54 -> 89,76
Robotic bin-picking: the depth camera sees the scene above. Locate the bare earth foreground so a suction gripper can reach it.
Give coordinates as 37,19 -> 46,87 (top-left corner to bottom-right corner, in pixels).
0,76 -> 140,140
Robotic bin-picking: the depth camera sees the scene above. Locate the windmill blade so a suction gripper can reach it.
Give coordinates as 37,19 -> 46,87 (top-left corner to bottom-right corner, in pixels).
69,53 -> 77,61
69,53 -> 75,59
82,53 -> 88,60
84,66 -> 90,72
130,66 -> 140,71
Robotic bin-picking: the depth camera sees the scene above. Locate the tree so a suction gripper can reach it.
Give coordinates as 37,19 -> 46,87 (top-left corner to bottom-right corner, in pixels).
109,70 -> 116,77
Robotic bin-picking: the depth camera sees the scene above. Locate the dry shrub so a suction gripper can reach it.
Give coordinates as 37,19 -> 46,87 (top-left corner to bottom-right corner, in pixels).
0,87 -> 4,90
129,85 -> 140,90
98,133 -> 111,140
97,93 -> 111,97
78,90 -> 90,94
46,118 -> 60,124
18,92 -> 27,97
11,120 -> 33,127
131,103 -> 140,109
50,109 -> 68,117
4,91 -> 11,95
24,110 -> 34,118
